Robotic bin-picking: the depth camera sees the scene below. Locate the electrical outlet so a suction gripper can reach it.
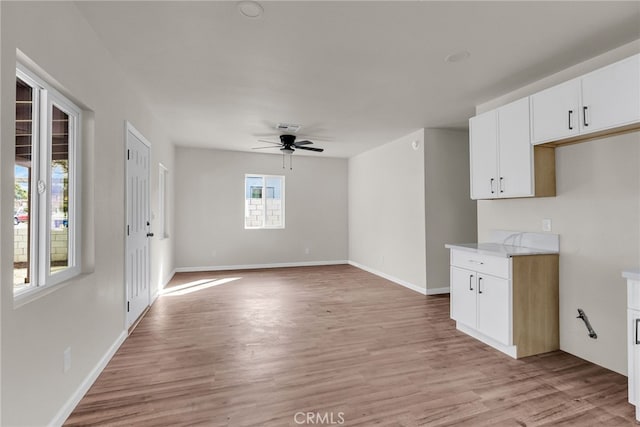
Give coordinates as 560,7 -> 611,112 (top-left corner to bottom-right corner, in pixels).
63,347 -> 71,373
304,247 -> 310,255
542,218 -> 552,232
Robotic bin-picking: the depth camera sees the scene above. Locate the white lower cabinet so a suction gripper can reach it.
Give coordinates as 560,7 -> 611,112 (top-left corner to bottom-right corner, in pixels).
450,267 -> 477,329
476,274 -> 510,346
451,266 -> 510,346
449,249 -> 559,358
624,273 -> 640,421
627,309 -> 639,411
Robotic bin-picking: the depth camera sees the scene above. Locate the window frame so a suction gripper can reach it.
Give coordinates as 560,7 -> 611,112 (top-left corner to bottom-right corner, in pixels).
244,174 -> 285,230
14,64 -> 82,300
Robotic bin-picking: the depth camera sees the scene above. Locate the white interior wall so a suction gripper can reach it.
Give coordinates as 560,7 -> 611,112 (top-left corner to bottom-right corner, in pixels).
476,41 -> 640,375
348,129 -> 427,291
174,147 -> 348,269
1,3 -> 174,426
424,129 -> 477,292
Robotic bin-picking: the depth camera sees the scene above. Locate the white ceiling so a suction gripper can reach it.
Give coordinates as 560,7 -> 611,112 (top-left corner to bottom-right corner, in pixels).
76,1 -> 640,158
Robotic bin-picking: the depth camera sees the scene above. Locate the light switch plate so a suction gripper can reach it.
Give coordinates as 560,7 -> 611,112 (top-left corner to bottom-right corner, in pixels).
542,218 -> 552,232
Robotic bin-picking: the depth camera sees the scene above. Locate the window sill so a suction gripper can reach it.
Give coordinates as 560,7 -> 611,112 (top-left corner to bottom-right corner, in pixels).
13,270 -> 86,309
244,227 -> 286,230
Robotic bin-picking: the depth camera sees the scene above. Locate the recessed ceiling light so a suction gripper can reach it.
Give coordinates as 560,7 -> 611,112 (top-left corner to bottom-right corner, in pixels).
445,50 -> 471,63
238,1 -> 263,19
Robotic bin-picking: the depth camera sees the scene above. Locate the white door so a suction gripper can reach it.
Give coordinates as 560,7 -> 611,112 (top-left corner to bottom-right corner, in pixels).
476,274 -> 510,345
582,54 -> 640,133
530,78 -> 581,144
497,98 -> 533,198
450,266 -> 477,328
125,123 -> 151,327
469,110 -> 498,200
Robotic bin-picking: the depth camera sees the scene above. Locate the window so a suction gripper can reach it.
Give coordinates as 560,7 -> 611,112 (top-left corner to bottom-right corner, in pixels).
14,65 -> 82,298
158,163 -> 169,239
244,174 -> 284,229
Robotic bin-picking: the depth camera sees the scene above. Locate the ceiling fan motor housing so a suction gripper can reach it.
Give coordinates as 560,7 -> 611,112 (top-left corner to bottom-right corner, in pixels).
280,134 -> 296,146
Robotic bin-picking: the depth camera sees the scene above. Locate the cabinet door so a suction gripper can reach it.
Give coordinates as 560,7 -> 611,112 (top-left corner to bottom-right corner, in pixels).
497,98 -> 533,198
477,274 -> 510,345
582,54 -> 640,133
628,309 -> 640,406
450,266 -> 477,328
469,110 -> 498,200
531,79 -> 581,144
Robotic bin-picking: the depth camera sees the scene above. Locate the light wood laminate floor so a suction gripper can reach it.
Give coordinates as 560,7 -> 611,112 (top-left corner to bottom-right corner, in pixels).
65,265 -> 635,426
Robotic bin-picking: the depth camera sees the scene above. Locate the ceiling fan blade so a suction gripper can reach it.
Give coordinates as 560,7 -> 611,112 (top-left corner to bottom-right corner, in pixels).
252,146 -> 280,150
294,140 -> 313,146
295,146 -> 324,152
257,139 -> 282,145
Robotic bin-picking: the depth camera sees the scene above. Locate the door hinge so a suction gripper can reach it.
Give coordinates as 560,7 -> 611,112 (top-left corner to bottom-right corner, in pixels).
127,301 -> 130,312
127,225 -> 130,236
127,149 -> 130,160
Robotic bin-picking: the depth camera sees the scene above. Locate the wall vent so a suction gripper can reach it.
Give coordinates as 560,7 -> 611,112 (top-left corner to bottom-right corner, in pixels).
275,123 -> 301,133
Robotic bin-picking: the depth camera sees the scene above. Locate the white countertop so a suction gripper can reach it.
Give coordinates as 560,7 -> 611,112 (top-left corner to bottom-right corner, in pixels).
445,242 -> 559,258
623,269 -> 640,281
445,230 -> 560,258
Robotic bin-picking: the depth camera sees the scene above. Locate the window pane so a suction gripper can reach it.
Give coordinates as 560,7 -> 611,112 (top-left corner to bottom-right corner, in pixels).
265,177 -> 283,227
245,176 -> 264,228
50,105 -> 70,275
14,78 -> 33,291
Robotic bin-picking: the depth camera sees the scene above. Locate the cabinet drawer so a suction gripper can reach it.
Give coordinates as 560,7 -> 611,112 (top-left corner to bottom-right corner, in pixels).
451,250 -> 510,279
628,280 -> 640,310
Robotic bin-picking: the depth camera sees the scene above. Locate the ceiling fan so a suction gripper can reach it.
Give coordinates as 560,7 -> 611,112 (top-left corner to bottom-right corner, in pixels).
253,134 -> 324,169
253,134 -> 325,154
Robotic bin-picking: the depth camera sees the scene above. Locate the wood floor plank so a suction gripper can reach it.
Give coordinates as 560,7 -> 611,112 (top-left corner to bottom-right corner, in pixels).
65,265 -> 636,426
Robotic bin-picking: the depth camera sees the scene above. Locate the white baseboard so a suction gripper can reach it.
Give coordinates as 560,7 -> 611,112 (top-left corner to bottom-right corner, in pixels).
175,260 -> 348,273
426,286 -> 450,295
49,330 -> 127,427
348,261 -> 427,295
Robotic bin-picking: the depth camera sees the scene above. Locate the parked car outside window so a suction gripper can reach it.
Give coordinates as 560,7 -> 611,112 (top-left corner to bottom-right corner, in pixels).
14,208 -> 28,225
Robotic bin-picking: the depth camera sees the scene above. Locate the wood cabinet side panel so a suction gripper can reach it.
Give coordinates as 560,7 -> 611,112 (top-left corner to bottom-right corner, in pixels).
533,146 -> 556,198
512,254 -> 559,358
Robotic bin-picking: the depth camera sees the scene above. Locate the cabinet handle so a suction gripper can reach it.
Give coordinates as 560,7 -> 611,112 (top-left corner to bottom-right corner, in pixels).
499,177 -> 504,193
478,277 -> 483,294
636,319 -> 640,344
467,259 -> 484,265
469,274 -> 474,291
490,178 -> 495,194
583,106 -> 589,127
568,110 -> 573,130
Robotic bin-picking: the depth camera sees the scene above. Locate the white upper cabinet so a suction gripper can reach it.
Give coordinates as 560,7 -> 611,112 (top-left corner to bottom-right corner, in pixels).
497,98 -> 533,197
530,79 -> 581,144
581,54 -> 640,133
470,97 -> 535,200
469,110 -> 498,199
531,53 -> 640,145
